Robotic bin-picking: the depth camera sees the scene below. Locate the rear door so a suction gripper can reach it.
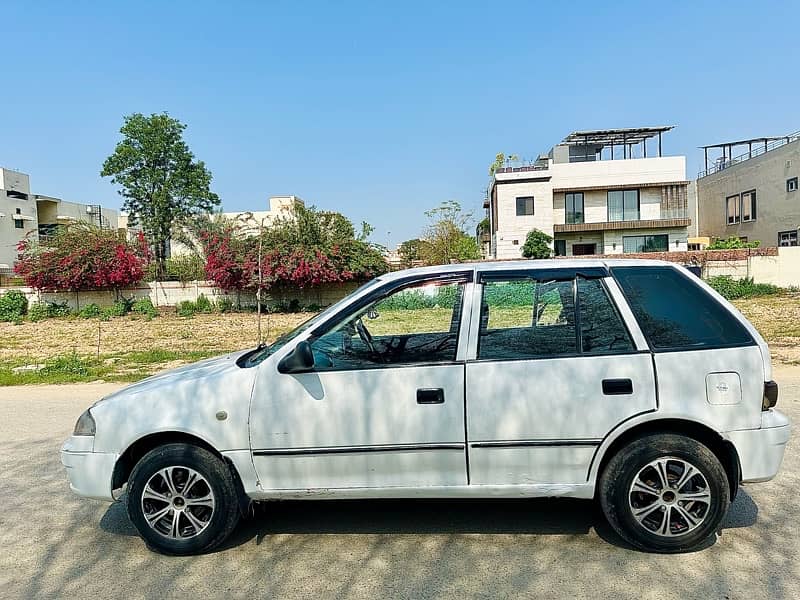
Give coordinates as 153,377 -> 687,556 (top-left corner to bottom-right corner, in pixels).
465,268 -> 656,485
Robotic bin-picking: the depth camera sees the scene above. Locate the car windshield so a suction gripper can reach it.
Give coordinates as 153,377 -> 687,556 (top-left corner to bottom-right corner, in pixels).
242,277 -> 384,366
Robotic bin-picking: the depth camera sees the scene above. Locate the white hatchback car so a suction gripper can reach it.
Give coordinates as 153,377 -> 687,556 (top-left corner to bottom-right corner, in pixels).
62,260 -> 790,554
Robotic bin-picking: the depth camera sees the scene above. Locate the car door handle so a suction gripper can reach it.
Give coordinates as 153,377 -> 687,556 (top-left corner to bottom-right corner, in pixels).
417,388 -> 445,404
602,378 -> 633,395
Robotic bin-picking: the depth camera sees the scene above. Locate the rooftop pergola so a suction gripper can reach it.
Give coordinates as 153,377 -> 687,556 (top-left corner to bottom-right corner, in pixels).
560,126 -> 674,159
700,136 -> 787,174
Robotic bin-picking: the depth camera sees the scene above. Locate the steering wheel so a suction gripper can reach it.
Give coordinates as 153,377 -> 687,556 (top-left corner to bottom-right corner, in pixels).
355,317 -> 381,359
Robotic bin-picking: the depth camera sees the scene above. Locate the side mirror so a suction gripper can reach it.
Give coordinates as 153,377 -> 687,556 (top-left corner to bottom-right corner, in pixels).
277,340 -> 315,374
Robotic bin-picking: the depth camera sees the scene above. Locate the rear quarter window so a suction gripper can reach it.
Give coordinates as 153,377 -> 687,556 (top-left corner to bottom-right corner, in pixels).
611,266 -> 753,351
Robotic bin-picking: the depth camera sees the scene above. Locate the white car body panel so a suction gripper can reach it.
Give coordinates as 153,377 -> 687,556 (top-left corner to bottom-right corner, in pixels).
59,259 -> 790,505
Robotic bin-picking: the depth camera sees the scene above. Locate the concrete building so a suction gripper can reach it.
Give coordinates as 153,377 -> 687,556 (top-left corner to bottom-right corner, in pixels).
0,168 -> 118,275
486,127 -> 691,258
165,195 -> 305,256
696,132 -> 800,247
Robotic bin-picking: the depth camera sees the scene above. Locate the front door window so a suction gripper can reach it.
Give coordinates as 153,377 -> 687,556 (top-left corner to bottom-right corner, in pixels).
310,281 -> 465,370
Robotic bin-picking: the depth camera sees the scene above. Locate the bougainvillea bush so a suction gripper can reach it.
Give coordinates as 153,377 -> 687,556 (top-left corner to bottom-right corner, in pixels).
199,206 -> 388,293
15,225 -> 150,291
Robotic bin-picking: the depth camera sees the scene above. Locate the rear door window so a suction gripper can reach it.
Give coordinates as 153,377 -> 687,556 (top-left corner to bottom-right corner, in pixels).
611,266 -> 753,351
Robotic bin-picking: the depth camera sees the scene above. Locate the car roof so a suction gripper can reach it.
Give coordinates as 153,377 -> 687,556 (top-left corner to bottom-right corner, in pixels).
377,258 -> 677,282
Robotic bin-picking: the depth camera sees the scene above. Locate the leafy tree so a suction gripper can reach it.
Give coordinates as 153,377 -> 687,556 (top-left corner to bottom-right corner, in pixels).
15,224 -> 149,292
397,238 -> 429,268
521,229 -> 553,259
419,201 -> 481,265
101,113 -> 221,280
707,236 -> 761,250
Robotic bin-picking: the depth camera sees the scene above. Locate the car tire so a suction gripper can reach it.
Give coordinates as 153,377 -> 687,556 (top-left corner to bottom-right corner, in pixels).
599,433 -> 730,553
127,443 -> 241,555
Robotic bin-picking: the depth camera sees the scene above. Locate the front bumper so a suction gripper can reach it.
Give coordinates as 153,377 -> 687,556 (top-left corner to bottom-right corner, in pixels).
727,409 -> 791,483
61,436 -> 117,501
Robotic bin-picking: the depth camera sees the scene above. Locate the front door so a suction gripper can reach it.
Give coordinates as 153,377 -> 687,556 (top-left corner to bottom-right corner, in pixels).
249,275 -> 471,490
465,269 -> 656,485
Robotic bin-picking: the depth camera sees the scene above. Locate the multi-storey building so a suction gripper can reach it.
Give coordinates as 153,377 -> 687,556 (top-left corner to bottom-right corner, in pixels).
696,132 -> 799,247
0,167 -> 118,276
485,127 -> 691,258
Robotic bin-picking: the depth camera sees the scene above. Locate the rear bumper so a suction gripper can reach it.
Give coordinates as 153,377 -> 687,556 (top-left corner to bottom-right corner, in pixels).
727,409 -> 791,483
61,436 -> 117,501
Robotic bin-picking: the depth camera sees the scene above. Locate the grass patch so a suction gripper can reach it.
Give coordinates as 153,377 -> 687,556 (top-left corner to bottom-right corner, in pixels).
706,276 -> 781,300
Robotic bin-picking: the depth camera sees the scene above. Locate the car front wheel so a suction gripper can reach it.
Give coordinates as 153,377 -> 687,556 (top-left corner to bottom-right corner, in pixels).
599,433 -> 731,552
127,443 -> 240,555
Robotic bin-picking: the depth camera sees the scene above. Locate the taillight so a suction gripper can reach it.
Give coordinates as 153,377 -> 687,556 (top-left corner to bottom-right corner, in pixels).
763,381 -> 778,410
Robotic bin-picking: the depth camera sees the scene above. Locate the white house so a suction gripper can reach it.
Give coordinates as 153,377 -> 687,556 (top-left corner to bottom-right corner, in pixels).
486,127 -> 691,258
0,167 -> 118,276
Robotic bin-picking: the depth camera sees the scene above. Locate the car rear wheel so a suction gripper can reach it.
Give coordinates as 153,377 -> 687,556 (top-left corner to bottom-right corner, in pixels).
127,443 -> 240,555
599,433 -> 730,552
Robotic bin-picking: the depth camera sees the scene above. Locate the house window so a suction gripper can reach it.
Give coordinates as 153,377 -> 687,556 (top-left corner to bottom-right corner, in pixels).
788,177 -> 798,192
726,194 -> 740,225
554,239 -> 567,256
565,192 -> 584,224
779,230 -> 798,246
14,208 -> 24,229
622,234 -> 668,253
741,190 -> 756,222
516,196 -> 534,216
607,189 -> 639,221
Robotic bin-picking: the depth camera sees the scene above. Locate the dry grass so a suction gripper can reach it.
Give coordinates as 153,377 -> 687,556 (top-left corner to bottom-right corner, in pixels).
733,292 -> 800,365
0,291 -> 798,385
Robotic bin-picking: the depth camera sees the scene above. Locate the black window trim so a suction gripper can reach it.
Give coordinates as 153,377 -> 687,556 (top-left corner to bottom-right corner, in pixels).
741,189 -> 757,222
607,188 -> 641,222
305,271 -> 473,372
787,177 -> 798,192
473,269 -> 640,362
515,196 -> 535,216
726,193 -> 741,225
622,233 -> 669,254
565,191 -> 585,225
610,265 -> 756,353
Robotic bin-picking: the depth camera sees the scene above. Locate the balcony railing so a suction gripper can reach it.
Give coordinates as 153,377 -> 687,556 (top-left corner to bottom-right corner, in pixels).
699,131 -> 800,178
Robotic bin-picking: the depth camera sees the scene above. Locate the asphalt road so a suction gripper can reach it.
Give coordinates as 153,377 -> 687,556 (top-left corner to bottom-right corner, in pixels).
0,370 -> 798,600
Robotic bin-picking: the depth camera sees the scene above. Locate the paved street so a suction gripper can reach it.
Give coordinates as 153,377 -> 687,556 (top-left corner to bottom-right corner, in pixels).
0,370 -> 797,599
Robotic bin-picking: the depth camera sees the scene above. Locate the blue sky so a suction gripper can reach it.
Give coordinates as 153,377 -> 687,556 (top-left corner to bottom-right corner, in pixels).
2,0 -> 797,245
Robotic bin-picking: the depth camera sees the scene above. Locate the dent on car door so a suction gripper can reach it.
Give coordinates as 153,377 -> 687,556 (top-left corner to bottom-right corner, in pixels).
465,270 -> 656,486
249,275 -> 472,492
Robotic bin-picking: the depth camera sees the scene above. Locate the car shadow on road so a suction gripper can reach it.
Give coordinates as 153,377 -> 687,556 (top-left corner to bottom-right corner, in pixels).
99,488 -> 759,554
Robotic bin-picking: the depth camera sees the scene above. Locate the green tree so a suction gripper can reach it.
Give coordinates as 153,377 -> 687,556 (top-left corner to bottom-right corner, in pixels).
101,113 -> 221,280
521,229 -> 553,259
397,238 -> 427,268
420,201 -> 480,265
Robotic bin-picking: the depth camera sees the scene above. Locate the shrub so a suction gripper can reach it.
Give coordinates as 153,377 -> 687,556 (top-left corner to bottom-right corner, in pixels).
78,303 -> 102,318
707,236 -> 761,250
195,294 -> 214,313
146,254 -> 206,282
131,297 -> 158,319
27,303 -> 50,322
706,276 -> 780,300
216,297 -> 234,313
0,290 -> 28,322
177,300 -> 196,317
14,224 -> 148,291
104,298 -> 133,318
521,229 -> 553,259
47,302 -> 72,318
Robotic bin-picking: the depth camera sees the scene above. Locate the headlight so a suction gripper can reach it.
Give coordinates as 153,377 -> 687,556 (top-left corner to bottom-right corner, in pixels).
73,409 -> 96,436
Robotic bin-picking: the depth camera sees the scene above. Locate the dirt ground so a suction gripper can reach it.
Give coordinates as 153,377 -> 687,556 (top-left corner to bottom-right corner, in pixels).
0,311 -> 313,363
